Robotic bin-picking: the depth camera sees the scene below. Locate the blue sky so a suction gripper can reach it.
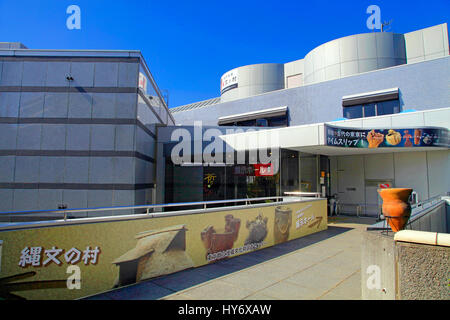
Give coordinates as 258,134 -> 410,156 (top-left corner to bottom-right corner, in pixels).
0,0 -> 449,107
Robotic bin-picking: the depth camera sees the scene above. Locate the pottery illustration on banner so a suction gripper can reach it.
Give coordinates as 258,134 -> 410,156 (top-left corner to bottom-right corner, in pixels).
385,129 -> 401,146
403,130 -> 413,147
244,213 -> 268,245
274,206 -> 292,244
201,214 -> 241,262
112,225 -> 194,287
367,130 -> 384,148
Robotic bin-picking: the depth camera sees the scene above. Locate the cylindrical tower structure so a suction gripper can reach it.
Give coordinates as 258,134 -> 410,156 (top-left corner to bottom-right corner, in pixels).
220,63 -> 284,102
303,32 -> 406,85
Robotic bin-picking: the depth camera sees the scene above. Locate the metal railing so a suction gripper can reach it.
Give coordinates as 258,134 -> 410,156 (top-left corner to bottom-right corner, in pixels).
335,203 -> 380,217
283,192 -> 321,198
410,195 -> 443,214
0,196 -> 295,224
367,194 -> 447,231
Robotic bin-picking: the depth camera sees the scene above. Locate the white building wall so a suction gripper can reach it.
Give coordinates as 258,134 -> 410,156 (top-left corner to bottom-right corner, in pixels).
220,63 -> 284,102
426,150 -> 450,198
405,23 -> 449,64
303,32 -> 407,85
331,150 -> 449,216
393,151 -> 429,201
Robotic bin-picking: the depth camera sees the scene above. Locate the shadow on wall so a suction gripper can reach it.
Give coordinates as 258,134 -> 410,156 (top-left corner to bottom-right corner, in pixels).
85,225 -> 352,300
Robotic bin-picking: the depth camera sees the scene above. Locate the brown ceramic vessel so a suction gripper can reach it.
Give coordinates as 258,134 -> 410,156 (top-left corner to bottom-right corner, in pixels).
378,188 -> 413,232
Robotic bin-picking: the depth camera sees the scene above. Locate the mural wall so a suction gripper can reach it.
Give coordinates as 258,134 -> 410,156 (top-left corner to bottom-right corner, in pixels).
0,199 -> 327,300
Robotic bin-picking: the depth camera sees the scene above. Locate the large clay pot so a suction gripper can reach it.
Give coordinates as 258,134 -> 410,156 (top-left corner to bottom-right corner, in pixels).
274,206 -> 292,244
378,188 -> 413,232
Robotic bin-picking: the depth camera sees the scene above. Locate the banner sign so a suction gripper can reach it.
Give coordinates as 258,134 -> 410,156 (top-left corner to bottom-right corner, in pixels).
232,164 -> 274,176
254,163 -> 274,176
138,72 -> 147,92
0,199 -> 326,300
220,69 -> 238,94
325,125 -> 449,148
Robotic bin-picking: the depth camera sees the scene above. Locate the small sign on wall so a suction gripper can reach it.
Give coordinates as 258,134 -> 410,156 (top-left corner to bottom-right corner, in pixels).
220,69 -> 239,94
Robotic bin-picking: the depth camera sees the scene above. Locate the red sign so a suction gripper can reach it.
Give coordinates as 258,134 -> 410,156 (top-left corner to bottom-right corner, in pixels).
379,183 -> 390,189
254,164 -> 274,176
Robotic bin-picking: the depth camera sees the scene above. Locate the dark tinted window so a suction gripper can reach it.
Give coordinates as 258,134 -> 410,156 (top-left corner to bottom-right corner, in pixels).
220,114 -> 288,127
268,115 -> 288,127
377,100 -> 400,115
256,119 -> 268,127
236,119 -> 256,126
343,99 -> 400,119
343,105 -> 363,119
363,103 -> 376,117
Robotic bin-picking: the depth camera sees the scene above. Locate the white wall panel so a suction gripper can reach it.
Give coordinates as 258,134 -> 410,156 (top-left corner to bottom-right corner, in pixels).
394,151 -> 428,201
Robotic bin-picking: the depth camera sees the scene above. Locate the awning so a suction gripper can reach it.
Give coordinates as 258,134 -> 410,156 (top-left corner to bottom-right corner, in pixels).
218,106 -> 288,125
342,88 -> 399,106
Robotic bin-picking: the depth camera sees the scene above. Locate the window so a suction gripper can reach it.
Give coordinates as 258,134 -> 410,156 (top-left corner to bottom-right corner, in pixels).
344,105 -> 363,119
343,99 -> 400,119
220,114 -> 288,128
377,99 -> 400,115
256,119 -> 268,127
363,103 -> 376,117
268,115 -> 288,127
218,106 -> 288,127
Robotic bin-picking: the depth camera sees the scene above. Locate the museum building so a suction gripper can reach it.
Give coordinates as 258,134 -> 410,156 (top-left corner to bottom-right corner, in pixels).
0,23 -> 449,216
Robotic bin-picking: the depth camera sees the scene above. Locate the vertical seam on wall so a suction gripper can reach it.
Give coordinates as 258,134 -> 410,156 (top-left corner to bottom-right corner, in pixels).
391,153 -> 395,188
362,154 -> 366,215
426,151 -> 430,200
375,33 -> 379,69
394,244 -> 400,300
62,63 -> 69,205
421,30 -> 426,60
356,35 -> 360,73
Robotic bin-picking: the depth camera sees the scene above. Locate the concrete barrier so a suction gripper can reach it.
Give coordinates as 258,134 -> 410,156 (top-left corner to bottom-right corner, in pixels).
362,229 -> 450,300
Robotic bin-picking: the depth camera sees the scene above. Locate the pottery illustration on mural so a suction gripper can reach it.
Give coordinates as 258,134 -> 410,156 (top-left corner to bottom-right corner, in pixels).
112,225 -> 194,287
245,213 -> 268,245
201,214 -> 241,261
378,188 -> 413,232
274,206 -> 292,244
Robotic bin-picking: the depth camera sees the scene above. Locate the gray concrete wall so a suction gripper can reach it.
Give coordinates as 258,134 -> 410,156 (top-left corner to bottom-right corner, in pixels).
396,241 -> 449,300
0,55 -> 159,213
362,205 -> 449,300
408,201 -> 448,234
361,231 -> 397,300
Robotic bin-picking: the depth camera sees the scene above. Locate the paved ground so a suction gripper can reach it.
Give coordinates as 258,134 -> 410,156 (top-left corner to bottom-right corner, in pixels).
85,216 -> 376,300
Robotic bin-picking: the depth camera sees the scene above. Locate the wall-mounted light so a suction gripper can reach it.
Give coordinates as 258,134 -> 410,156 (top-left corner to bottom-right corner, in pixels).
66,74 -> 74,81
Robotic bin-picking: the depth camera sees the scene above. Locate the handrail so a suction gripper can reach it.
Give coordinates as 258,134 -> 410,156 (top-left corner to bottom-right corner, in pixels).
367,195 -> 447,231
0,196 -> 286,218
410,195 -> 442,213
283,192 -> 321,198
